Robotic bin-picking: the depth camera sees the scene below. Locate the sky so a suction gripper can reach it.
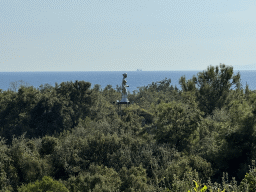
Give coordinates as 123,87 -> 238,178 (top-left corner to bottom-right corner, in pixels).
1,0 -> 256,72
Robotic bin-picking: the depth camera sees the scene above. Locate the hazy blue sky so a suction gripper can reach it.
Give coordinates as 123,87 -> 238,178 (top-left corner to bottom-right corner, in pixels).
1,0 -> 256,71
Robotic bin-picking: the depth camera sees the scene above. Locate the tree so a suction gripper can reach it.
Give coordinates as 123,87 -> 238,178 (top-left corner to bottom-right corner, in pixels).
0,137 -> 13,191
221,99 -> 256,180
65,164 -> 121,192
9,135 -> 51,185
120,165 -> 153,191
0,86 -> 41,141
197,64 -> 241,115
56,80 -> 93,127
179,75 -> 197,92
29,88 -> 72,137
40,136 -> 58,156
155,101 -> 202,151
18,176 -> 68,192
179,64 -> 241,115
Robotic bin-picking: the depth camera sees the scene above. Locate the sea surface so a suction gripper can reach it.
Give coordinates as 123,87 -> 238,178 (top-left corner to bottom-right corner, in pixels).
0,70 -> 255,92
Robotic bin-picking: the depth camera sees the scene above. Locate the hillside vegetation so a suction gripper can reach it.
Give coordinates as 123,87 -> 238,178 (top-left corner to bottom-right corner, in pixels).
1,64 -> 256,191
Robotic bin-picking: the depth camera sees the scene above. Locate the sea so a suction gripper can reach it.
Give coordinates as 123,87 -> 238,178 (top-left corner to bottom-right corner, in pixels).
0,70 -> 256,92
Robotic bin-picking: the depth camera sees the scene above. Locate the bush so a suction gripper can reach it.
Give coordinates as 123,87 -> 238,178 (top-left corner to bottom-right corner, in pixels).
64,164 -> 121,192
120,165 -> 154,191
18,176 -> 68,192
239,161 -> 256,192
40,136 -> 58,156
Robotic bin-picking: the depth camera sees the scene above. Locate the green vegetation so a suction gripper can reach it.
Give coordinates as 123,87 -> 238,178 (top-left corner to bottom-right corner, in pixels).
1,64 -> 256,191
18,176 -> 68,192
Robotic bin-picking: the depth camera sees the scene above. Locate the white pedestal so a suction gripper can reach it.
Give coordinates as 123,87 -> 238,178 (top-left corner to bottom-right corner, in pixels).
120,93 -> 129,103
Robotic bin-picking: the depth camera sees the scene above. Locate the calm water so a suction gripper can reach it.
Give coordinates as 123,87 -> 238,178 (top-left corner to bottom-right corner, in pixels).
0,71 -> 255,92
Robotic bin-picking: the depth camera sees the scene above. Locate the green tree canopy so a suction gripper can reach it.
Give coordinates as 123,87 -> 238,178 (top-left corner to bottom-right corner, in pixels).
18,176 -> 68,192
179,64 -> 241,115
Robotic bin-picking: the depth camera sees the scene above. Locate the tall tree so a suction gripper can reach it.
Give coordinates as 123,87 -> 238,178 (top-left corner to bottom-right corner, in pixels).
179,64 -> 241,115
56,80 -> 93,127
155,101 -> 202,151
196,64 -> 241,115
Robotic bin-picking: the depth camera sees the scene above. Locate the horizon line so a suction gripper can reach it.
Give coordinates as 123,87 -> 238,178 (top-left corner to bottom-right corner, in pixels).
1,69 -> 254,72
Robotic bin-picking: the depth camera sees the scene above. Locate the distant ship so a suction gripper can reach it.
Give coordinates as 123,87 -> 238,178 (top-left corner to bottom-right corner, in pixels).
137,69 -> 142,71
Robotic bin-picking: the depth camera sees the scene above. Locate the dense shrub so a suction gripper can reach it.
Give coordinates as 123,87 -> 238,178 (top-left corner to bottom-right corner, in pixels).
18,176 -> 68,192
64,164 -> 121,192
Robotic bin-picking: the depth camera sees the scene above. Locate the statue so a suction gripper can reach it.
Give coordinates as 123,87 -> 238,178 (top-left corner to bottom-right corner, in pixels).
120,73 -> 129,103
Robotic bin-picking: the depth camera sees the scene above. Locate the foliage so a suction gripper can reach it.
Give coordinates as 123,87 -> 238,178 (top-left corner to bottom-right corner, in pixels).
179,64 -> 241,115
18,176 -> 68,192
155,101 -> 202,151
9,135 -> 51,189
0,137 -> 13,191
64,164 -> 121,192
40,136 -> 58,156
188,180 -> 207,192
1,64 -> 256,191
119,165 -> 153,192
239,161 -> 256,192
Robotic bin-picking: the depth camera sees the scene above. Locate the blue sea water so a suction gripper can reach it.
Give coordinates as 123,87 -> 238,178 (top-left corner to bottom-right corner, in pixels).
0,70 -> 255,92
